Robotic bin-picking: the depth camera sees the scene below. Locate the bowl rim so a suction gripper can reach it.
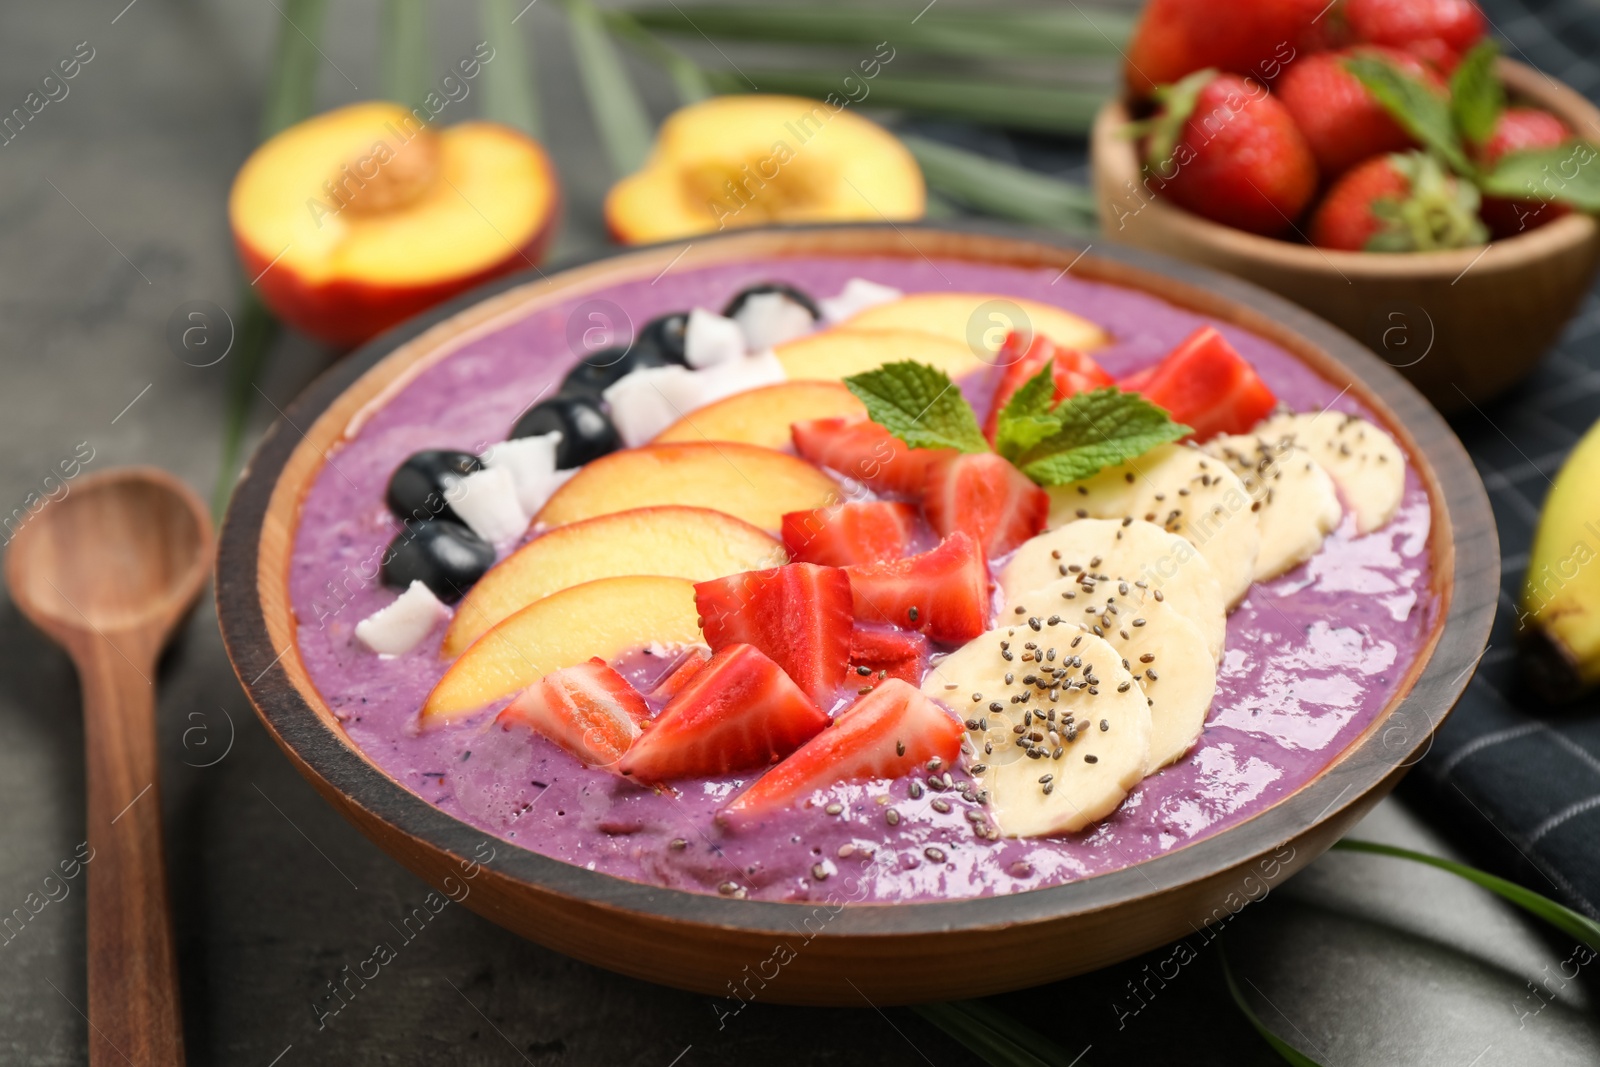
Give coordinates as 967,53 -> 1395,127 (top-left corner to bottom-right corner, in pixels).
216,220 -> 1498,939
1091,57 -> 1600,276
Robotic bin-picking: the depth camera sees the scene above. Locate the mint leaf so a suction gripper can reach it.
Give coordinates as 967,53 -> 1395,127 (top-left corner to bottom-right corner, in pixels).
844,361 -> 989,455
1478,142 -> 1600,211
993,360 -> 1060,461
1015,387 -> 1190,486
1450,41 -> 1504,144
1346,55 -> 1473,175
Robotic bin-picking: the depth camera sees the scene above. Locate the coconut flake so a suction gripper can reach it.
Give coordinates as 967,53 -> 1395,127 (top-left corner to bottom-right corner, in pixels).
355,581 -> 449,656
696,350 -> 787,404
684,308 -> 747,368
482,433 -> 562,513
450,465 -> 527,544
518,467 -> 577,517
604,365 -> 702,446
732,291 -> 816,350
820,277 -> 902,322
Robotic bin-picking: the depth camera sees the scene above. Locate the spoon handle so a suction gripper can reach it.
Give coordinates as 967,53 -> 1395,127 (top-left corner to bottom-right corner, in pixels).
79,642 -> 186,1067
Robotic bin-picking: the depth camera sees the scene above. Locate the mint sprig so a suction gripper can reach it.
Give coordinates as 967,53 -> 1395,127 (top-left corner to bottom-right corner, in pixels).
1344,54 -> 1473,175
1479,141 -> 1600,211
844,361 -> 1190,488
1450,41 -> 1504,145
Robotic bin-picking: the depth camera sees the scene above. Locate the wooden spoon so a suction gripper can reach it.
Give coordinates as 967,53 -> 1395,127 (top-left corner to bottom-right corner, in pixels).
5,466 -> 211,1067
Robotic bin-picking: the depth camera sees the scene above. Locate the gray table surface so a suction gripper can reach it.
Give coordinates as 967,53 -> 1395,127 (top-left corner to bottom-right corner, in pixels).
2,2 -> 1597,1064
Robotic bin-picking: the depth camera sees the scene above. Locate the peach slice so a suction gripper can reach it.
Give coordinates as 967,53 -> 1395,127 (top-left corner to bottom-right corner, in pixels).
230,102 -> 560,346
422,575 -> 702,725
842,293 -> 1110,355
604,94 -> 925,244
442,506 -> 784,657
536,442 -> 839,532
653,381 -> 865,448
775,328 -> 988,382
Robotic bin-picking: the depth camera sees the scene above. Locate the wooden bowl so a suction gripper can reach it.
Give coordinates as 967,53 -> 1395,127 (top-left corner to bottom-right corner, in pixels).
1090,58 -> 1600,412
216,223 -> 1497,1005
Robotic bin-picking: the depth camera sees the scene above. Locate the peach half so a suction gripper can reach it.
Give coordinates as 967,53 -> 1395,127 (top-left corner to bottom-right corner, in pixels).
230,102 -> 560,347
604,94 -> 925,244
653,381 -> 865,448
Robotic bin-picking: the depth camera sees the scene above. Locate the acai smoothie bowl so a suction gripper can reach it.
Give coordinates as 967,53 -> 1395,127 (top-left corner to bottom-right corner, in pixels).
218,225 -> 1494,1001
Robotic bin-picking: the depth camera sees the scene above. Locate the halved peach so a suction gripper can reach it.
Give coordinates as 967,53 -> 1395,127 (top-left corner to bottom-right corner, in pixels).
423,575 -> 702,725
442,506 -> 783,657
843,293 -> 1109,355
230,102 -> 560,346
536,442 -> 838,531
774,328 -> 988,382
604,94 -> 925,244
653,381 -> 865,448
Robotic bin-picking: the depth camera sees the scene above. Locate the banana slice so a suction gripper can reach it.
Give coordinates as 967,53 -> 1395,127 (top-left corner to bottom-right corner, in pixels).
1253,411 -> 1405,534
1004,578 -> 1215,771
1202,434 -> 1342,581
1045,443 -> 1261,607
999,519 -> 1227,662
924,628 -> 1150,836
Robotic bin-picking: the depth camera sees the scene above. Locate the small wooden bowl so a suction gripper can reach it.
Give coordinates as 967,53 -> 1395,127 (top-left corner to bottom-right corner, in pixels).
217,223 -> 1497,1005
1091,59 -> 1600,412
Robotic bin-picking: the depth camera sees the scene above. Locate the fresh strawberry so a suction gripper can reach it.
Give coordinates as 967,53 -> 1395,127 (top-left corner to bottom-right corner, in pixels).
498,658 -> 649,770
1308,151 -> 1488,251
618,643 -> 830,781
650,647 -> 711,702
791,417 -> 950,497
848,626 -> 931,686
846,532 -> 989,644
1344,0 -> 1485,72
693,562 -> 853,706
1125,0 -> 1337,97
1125,326 -> 1278,441
782,501 -> 916,568
1276,47 -> 1442,177
720,679 -> 963,820
1144,71 -> 1319,237
921,453 -> 1049,558
983,331 -> 1113,442
1475,107 -> 1574,238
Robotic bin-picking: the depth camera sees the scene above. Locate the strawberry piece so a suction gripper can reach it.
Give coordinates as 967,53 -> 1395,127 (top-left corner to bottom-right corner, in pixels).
791,417 -> 950,497
693,562 -> 853,706
846,532 -> 989,644
650,647 -> 711,702
1124,326 -> 1278,441
1475,107 -> 1573,238
849,626 -> 931,686
1144,71 -> 1318,237
983,331 -> 1113,442
497,658 -> 649,770
1125,0 -> 1337,97
721,679 -> 963,820
782,501 -> 916,568
618,644 -> 830,781
1345,0 -> 1484,73
1308,151 -> 1487,252
1276,48 -> 1442,178
921,453 -> 1049,558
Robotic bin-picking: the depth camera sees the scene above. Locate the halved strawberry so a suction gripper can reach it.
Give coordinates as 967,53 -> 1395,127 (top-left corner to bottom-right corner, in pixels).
650,647 -> 711,702
721,679 -> 963,820
921,452 -> 1049,558
618,643 -> 830,781
983,331 -> 1113,442
1123,326 -> 1277,440
846,532 -> 989,644
693,562 -> 853,706
782,501 -> 916,568
497,658 -> 649,770
791,417 -> 950,497
849,626 -> 930,685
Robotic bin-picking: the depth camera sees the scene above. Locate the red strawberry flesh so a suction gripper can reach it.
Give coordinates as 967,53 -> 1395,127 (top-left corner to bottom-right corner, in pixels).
846,532 -> 989,644
791,417 -> 950,498
848,626 -> 931,685
693,562 -> 853,706
921,452 -> 1049,558
498,658 -> 649,770
782,501 -> 916,568
1122,326 -> 1277,440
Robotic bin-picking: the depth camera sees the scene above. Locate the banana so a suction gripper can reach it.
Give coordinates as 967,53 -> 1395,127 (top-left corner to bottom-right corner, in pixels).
924,627 -> 1151,836
1254,411 -> 1405,535
1004,577 -> 1215,772
1202,434 -> 1342,580
1519,415 -> 1600,701
1000,518 -> 1228,661
1045,443 -> 1261,607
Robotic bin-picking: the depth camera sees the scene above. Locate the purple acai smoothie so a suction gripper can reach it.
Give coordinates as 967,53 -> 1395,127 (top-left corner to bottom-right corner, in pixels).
287,254 -> 1436,903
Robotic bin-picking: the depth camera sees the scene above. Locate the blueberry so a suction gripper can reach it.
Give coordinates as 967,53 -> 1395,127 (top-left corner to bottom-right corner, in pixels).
386,450 -> 481,526
381,521 -> 494,602
722,282 -> 820,321
560,337 -> 688,398
638,312 -> 691,365
511,394 -> 620,468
